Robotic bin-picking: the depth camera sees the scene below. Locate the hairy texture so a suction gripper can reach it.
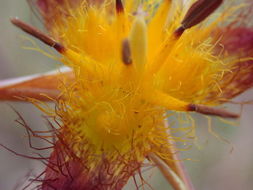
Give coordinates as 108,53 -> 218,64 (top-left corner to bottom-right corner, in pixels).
42,141 -> 142,190
206,2 -> 253,103
30,1 -> 253,189
214,27 -> 253,102
7,0 -> 253,190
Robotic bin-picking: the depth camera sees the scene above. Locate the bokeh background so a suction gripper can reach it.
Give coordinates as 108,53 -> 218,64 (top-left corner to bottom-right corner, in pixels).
1,0 -> 253,190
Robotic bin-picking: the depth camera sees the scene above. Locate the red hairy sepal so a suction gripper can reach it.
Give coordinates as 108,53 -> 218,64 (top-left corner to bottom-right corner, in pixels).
36,0 -> 104,14
210,27 -> 253,102
35,0 -> 105,30
42,150 -> 92,190
41,148 -> 143,190
217,27 -> 253,54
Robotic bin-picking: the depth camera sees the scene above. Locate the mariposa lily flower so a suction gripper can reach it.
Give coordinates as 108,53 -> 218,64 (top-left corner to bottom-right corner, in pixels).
1,0 -> 253,189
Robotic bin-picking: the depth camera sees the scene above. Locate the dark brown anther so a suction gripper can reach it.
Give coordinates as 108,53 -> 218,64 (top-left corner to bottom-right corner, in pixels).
182,0 -> 223,28
174,26 -> 185,38
121,39 -> 132,65
174,0 -> 223,38
188,104 -> 239,118
11,18 -> 65,53
116,0 -> 124,13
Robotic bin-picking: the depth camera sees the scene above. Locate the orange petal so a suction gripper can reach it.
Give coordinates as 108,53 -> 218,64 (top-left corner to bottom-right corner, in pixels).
0,67 -> 74,101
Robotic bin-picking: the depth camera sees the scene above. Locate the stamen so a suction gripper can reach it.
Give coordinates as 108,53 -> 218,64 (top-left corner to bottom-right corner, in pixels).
121,39 -> 132,65
188,104 -> 239,118
147,90 -> 239,119
11,18 -> 82,64
174,0 -> 223,37
11,18 -> 65,53
116,0 -> 124,13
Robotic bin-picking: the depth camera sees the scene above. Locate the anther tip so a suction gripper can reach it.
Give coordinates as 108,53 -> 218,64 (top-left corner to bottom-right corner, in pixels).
188,104 -> 240,119
122,39 -> 132,65
116,0 -> 124,13
174,26 -> 185,38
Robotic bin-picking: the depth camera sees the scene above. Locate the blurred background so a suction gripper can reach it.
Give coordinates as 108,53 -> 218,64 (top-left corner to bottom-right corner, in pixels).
1,0 -> 253,190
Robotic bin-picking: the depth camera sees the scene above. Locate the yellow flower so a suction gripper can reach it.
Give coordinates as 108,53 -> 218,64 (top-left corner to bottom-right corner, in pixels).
1,0 -> 253,189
